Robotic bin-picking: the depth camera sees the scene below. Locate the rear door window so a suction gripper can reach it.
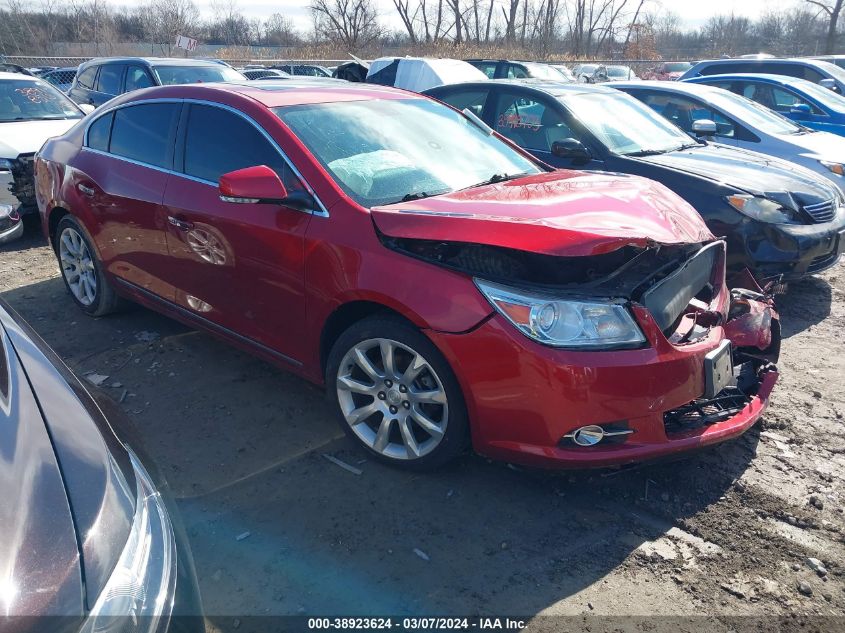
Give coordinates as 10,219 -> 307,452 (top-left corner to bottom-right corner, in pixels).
110,103 -> 180,168
181,104 -> 301,188
96,65 -> 124,95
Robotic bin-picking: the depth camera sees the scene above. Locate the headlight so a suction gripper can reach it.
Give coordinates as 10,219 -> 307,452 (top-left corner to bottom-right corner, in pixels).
0,158 -> 12,171
725,194 -> 800,224
820,160 -> 845,176
475,279 -> 646,348
79,451 -> 176,633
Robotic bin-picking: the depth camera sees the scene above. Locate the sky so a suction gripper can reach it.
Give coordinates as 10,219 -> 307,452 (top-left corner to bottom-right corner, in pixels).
147,0 -> 800,31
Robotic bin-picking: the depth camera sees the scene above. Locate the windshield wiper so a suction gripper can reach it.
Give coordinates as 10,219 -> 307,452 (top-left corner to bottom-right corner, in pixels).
462,171 -> 531,190
624,148 -> 668,157
401,191 -> 437,202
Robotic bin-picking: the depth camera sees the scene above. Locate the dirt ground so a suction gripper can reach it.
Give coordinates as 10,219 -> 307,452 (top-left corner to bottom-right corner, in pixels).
2,219 -> 844,631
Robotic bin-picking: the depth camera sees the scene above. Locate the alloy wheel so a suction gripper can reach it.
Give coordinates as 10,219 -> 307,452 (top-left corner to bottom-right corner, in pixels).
336,338 -> 449,461
59,227 -> 97,306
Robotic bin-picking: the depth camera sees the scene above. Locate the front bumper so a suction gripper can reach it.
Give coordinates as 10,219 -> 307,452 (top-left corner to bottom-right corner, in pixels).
0,215 -> 24,245
741,213 -> 845,279
429,307 -> 778,469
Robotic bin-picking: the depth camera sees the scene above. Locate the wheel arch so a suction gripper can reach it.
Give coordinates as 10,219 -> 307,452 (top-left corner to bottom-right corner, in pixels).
47,205 -> 71,250
319,300 -> 417,378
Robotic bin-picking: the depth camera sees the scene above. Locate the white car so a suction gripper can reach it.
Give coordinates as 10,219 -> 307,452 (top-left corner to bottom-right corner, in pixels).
366,57 -> 486,92
616,80 -> 845,194
0,71 -> 87,215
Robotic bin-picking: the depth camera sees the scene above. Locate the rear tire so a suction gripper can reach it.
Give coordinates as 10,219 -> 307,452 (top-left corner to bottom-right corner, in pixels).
326,315 -> 469,470
55,215 -> 122,317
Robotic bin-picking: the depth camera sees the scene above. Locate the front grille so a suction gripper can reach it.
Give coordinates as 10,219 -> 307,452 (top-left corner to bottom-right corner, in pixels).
663,386 -> 752,435
807,248 -> 842,273
8,153 -> 35,211
802,199 -> 837,224
664,361 -> 761,435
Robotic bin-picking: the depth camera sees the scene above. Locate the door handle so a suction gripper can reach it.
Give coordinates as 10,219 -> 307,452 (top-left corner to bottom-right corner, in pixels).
77,183 -> 95,197
168,216 -> 194,231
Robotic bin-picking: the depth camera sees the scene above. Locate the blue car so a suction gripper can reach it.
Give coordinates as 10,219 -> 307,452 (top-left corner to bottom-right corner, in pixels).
685,73 -> 845,136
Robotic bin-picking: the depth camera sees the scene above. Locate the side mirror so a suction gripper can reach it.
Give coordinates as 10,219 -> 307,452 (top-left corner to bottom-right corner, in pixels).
790,103 -> 812,117
219,165 -> 288,204
78,103 -> 95,115
820,78 -> 837,91
691,119 -> 717,137
551,138 -> 592,164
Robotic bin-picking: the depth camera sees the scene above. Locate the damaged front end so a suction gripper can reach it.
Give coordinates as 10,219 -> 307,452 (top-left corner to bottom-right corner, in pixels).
379,231 -> 780,453
6,153 -> 37,214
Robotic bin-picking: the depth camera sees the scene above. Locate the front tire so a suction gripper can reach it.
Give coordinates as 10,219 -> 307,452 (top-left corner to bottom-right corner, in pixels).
55,215 -> 122,317
326,316 -> 469,470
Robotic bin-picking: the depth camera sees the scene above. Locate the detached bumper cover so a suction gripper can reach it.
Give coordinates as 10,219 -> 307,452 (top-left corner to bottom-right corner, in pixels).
0,216 -> 24,245
430,295 -> 779,469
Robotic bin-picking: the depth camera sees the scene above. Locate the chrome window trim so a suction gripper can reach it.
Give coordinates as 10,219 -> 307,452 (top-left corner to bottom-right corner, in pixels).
82,97 -> 330,217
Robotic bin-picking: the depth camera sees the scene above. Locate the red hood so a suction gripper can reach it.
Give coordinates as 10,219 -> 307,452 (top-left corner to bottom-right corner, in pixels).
371,171 -> 713,256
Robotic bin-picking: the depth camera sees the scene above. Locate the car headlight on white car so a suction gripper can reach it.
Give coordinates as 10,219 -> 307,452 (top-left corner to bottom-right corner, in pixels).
79,450 -> 176,633
475,279 -> 646,348
725,194 -> 801,224
819,160 -> 845,176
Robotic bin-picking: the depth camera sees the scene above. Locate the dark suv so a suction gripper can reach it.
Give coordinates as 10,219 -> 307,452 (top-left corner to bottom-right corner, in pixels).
681,58 -> 845,93
68,57 -> 245,107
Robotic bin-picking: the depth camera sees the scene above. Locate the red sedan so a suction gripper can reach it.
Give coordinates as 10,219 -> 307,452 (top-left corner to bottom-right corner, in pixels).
35,80 -> 779,470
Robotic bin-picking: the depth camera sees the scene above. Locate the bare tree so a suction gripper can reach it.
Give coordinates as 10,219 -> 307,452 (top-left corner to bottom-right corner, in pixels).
310,0 -> 382,50
805,0 -> 843,53
144,0 -> 199,55
264,12 -> 300,46
393,0 -> 418,42
502,0 -> 519,42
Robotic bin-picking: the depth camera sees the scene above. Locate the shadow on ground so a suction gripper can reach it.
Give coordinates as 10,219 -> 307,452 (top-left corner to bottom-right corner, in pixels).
0,275 -> 772,623
776,276 -> 833,338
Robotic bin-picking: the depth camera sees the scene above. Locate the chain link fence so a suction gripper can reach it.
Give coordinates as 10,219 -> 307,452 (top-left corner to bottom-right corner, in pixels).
2,55 -> 664,74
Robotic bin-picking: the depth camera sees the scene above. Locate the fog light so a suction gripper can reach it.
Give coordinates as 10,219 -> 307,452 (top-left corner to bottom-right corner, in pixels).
563,424 -> 634,447
568,425 -> 605,446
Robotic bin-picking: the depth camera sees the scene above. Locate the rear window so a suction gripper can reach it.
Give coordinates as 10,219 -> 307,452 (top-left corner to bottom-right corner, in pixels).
153,65 -> 244,85
110,103 -> 180,168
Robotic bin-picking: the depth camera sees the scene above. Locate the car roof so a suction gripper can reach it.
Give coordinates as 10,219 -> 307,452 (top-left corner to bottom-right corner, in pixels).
614,79 -> 726,96
694,57 -> 829,69
123,79 -> 419,108
428,78 -> 617,96
81,57 -> 225,67
687,73 -> 817,86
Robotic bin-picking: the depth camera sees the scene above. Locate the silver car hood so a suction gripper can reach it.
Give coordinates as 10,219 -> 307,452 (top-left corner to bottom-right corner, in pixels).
777,128 -> 845,162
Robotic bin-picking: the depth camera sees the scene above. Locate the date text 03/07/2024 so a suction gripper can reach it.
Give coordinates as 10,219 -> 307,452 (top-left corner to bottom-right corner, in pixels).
307,617 -> 528,630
